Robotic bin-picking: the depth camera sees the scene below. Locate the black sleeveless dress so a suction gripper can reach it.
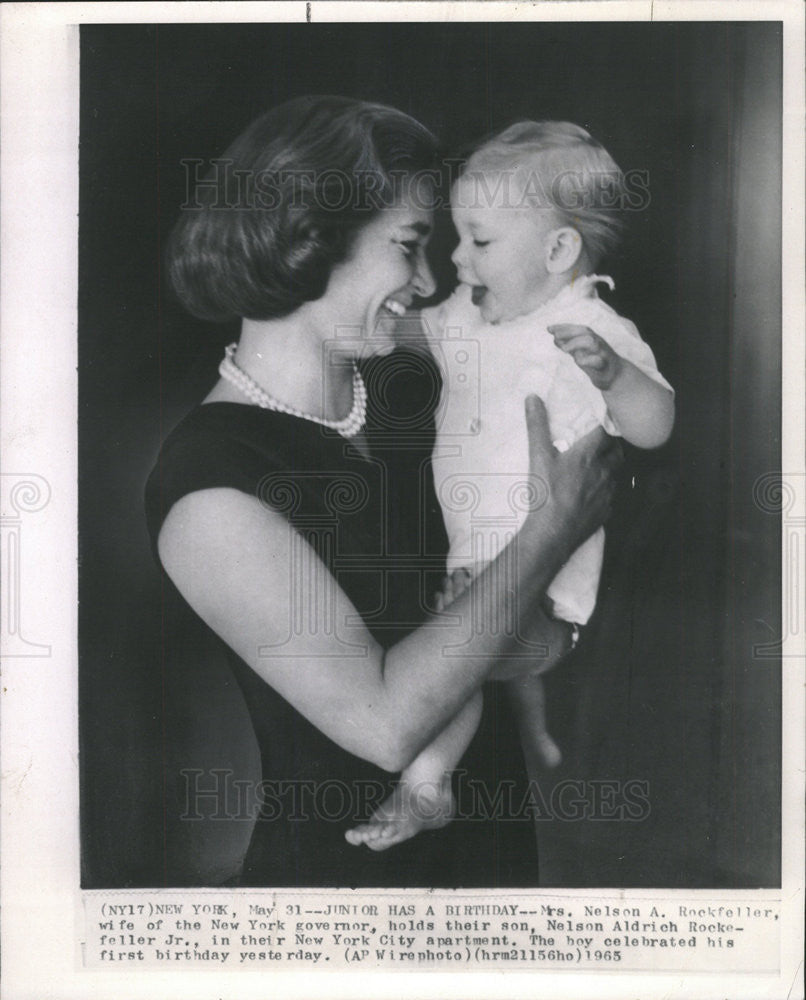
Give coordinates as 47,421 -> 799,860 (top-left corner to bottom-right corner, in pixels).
144,353 -> 539,887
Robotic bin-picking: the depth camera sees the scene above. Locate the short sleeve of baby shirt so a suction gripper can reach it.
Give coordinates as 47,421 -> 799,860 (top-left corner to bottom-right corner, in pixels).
540,286 -> 673,437
564,297 -> 674,396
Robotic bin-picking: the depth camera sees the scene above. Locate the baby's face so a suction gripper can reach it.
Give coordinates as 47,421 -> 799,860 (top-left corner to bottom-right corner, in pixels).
451,172 -> 559,324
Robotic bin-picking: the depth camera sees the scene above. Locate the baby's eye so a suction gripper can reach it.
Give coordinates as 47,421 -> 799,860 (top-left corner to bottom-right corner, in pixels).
398,240 -> 419,257
473,239 -> 490,248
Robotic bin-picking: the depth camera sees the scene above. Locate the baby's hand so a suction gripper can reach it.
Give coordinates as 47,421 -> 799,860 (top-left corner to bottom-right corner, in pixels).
434,567 -> 472,612
549,324 -> 623,391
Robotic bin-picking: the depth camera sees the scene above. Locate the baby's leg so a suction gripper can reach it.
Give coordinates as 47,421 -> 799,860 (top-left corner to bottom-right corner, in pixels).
345,691 -> 482,851
507,672 -> 562,769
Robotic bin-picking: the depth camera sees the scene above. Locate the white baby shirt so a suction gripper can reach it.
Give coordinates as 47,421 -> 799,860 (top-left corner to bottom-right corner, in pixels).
422,275 -> 672,625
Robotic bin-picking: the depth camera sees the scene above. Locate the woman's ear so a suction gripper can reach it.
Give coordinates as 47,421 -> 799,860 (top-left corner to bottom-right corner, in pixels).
545,227 -> 583,274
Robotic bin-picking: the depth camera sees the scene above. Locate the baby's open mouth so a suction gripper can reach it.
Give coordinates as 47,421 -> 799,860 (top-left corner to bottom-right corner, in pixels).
470,285 -> 487,306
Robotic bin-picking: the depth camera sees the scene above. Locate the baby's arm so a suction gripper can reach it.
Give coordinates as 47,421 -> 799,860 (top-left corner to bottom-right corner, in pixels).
549,325 -> 675,449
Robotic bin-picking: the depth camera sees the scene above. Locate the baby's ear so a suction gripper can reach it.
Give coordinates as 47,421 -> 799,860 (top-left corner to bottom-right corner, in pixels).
545,227 -> 583,274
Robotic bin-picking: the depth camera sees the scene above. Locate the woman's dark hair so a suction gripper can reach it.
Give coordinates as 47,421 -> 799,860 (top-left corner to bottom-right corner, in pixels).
167,96 -> 439,321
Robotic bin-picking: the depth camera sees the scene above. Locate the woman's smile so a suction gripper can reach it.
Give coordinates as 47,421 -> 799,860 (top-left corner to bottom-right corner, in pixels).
327,196 -> 436,356
382,297 -> 408,317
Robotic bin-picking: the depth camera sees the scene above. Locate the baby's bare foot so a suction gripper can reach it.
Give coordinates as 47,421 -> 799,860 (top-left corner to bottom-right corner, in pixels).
345,775 -> 454,851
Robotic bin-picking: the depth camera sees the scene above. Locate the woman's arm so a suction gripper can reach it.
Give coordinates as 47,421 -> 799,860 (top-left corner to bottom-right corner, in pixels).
158,397 -> 618,773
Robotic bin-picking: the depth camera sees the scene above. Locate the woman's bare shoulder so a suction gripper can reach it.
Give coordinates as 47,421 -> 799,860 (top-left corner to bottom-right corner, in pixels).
158,487 -> 290,586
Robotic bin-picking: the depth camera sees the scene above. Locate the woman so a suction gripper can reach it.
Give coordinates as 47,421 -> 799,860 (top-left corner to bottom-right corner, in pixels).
145,95 -> 618,887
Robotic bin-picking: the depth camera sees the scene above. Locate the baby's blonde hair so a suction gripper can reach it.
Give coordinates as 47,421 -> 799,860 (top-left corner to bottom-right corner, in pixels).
464,121 -> 625,267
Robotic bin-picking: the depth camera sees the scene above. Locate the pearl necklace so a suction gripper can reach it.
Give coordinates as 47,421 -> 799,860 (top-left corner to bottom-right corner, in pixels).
218,343 -> 367,438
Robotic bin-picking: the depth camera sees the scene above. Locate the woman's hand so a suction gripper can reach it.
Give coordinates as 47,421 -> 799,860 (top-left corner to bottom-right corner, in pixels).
523,394 -> 622,555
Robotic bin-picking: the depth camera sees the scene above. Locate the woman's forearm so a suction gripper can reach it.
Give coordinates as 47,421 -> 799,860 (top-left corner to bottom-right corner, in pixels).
379,512 -> 574,769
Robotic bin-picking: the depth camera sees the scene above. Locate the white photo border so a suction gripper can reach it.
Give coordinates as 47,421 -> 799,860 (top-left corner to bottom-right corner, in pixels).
1,2 -> 803,998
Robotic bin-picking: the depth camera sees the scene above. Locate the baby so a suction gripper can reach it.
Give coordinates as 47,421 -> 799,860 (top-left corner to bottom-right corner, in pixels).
346,121 -> 674,850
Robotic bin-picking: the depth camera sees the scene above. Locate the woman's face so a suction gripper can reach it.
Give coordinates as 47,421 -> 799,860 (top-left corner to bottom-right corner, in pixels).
323,191 -> 436,357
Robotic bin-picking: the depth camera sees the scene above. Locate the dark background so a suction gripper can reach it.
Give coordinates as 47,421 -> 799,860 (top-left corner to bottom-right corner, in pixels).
79,21 -> 782,887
